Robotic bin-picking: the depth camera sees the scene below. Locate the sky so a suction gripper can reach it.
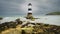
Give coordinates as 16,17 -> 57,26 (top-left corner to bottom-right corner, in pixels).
0,0 -> 60,17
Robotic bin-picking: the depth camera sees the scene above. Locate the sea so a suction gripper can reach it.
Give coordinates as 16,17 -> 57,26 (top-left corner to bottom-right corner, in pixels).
0,15 -> 60,26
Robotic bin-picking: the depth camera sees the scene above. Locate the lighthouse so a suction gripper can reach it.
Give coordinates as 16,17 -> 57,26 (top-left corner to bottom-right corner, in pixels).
28,3 -> 32,13
26,3 -> 33,19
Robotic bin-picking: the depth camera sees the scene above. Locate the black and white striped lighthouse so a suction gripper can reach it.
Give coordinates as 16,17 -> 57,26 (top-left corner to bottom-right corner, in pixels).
26,3 -> 33,19
28,3 -> 32,13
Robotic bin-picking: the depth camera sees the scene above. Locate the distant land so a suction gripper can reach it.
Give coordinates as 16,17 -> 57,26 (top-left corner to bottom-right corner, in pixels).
46,12 -> 60,15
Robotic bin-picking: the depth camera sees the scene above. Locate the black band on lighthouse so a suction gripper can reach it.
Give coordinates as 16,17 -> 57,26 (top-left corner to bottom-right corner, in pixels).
28,8 -> 32,11
28,3 -> 32,6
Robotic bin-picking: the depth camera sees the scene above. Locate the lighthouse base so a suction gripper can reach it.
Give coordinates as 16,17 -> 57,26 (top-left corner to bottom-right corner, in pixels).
26,13 -> 33,19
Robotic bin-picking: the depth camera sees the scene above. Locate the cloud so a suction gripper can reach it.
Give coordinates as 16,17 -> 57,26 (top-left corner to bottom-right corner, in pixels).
0,0 -> 26,16
0,0 -> 60,16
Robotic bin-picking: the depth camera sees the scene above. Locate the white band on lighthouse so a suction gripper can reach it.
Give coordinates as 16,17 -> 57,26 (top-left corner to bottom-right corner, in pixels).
28,11 -> 32,13
28,6 -> 32,8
